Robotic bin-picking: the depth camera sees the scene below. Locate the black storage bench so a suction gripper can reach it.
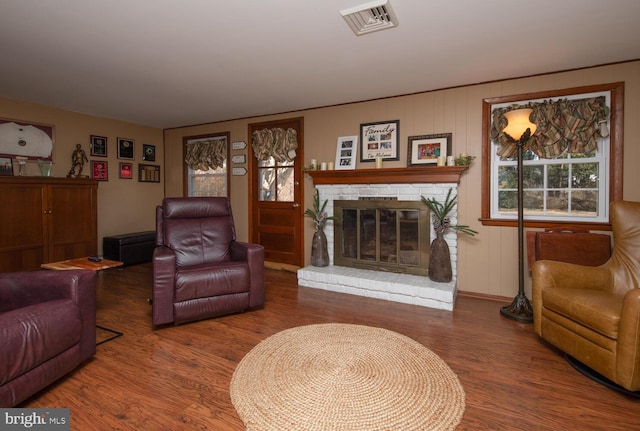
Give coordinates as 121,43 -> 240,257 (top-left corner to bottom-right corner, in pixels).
103,231 -> 156,266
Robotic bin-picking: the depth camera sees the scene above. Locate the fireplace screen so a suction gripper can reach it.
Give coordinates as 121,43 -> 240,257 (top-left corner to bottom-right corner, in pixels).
334,200 -> 430,276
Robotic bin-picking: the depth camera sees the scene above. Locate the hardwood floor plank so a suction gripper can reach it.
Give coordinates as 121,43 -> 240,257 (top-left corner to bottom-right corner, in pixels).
21,264 -> 638,430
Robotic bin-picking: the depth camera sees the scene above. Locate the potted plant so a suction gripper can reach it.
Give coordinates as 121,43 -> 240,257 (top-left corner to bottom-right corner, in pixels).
304,189 -> 337,267
421,188 -> 477,282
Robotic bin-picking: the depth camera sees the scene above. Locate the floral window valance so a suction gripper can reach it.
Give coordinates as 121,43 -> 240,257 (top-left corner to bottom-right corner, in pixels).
185,138 -> 227,171
251,127 -> 298,162
490,96 -> 610,159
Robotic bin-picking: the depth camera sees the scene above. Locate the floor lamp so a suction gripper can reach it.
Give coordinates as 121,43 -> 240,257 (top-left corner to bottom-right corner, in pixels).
499,108 -> 537,323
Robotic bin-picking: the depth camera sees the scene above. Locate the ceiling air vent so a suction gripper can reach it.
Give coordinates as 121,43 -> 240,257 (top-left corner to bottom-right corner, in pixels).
340,0 -> 398,36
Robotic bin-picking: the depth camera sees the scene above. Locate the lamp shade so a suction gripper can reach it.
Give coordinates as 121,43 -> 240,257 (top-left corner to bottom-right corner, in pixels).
503,108 -> 537,141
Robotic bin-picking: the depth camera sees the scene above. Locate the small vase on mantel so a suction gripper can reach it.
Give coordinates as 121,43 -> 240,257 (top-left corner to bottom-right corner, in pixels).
421,188 -> 478,283
311,220 -> 329,267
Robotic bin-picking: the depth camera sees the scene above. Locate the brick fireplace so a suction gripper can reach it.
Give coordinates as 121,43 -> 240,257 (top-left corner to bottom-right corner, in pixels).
298,166 -> 467,311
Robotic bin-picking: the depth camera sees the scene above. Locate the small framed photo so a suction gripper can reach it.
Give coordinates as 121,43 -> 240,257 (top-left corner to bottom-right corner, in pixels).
335,136 -> 358,170
142,144 -> 156,161
0,157 -> 13,176
90,135 -> 108,157
117,137 -> 135,160
119,162 -> 133,179
91,160 -> 108,181
407,133 -> 452,166
360,120 -> 400,163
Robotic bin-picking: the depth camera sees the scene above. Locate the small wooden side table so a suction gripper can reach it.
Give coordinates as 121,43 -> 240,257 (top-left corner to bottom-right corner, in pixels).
41,257 -> 124,271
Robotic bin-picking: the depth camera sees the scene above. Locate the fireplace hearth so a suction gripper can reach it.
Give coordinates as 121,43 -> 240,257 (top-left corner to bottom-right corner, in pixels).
298,167 -> 467,311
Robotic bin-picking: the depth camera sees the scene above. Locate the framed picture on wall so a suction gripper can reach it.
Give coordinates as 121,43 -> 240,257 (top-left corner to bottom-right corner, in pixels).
119,162 -> 133,179
143,144 -> 156,161
138,163 -> 160,183
359,120 -> 399,163
90,135 -> 108,157
335,136 -> 358,170
0,117 -> 55,161
91,160 -> 108,181
0,157 -> 13,176
407,133 -> 452,166
117,137 -> 135,160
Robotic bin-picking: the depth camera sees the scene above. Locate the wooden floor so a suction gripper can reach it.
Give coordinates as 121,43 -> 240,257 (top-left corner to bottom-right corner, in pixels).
24,263 -> 638,430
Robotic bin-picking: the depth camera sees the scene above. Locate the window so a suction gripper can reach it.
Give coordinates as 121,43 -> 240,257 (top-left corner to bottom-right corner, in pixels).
183,132 -> 230,197
481,83 -> 624,229
257,157 -> 294,202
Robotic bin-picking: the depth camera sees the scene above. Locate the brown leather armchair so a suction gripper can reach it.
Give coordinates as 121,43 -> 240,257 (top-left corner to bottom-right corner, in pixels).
532,200 -> 640,392
152,197 -> 265,326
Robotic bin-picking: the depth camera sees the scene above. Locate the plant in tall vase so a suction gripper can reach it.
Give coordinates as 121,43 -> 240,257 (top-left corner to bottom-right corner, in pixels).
304,189 -> 337,267
421,189 -> 478,282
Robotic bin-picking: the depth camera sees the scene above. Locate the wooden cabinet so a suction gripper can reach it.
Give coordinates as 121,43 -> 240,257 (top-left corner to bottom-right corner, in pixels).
0,177 -> 98,273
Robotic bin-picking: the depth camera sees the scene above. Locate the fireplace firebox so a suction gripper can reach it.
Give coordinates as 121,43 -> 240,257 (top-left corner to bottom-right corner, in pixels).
334,199 -> 430,276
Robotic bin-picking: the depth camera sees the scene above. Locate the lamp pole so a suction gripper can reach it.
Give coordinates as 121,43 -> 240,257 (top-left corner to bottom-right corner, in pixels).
500,127 -> 533,323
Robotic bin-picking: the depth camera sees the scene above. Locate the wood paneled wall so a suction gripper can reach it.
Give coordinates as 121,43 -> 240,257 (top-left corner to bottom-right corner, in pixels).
164,61 -> 640,298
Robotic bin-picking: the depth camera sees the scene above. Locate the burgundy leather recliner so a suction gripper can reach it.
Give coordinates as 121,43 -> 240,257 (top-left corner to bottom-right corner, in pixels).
152,197 -> 265,326
0,270 -> 96,407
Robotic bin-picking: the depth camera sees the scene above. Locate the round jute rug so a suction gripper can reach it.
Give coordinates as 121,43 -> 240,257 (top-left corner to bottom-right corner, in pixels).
230,323 -> 465,431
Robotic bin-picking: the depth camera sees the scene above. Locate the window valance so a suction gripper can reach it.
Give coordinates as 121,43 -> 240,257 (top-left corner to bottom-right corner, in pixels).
251,127 -> 298,162
185,138 -> 227,171
490,96 -> 610,159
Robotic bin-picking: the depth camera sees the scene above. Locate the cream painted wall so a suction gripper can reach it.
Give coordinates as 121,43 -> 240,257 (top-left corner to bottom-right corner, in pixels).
164,61 -> 640,299
0,98 -> 164,253
2,62 -> 636,299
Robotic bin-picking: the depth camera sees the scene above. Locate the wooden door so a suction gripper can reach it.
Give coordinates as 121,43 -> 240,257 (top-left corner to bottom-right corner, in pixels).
249,117 -> 304,267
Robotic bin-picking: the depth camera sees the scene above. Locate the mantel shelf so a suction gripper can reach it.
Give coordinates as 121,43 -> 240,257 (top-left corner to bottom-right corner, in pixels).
306,166 -> 469,185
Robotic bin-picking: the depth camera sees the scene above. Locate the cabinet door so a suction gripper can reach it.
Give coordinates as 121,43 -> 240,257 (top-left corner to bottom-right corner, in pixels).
47,183 -> 98,262
0,183 -> 46,272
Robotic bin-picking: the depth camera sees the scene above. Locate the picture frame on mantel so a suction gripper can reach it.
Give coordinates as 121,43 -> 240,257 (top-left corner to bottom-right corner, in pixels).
335,135 -> 358,169
359,120 -> 399,163
407,133 -> 452,166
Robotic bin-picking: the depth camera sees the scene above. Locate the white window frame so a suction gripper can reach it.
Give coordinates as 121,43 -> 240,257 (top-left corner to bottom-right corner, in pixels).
481,82 -> 624,230
489,90 -> 610,223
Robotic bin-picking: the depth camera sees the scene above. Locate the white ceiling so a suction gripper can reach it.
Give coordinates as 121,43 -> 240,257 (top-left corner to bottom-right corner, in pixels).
1,0 -> 639,129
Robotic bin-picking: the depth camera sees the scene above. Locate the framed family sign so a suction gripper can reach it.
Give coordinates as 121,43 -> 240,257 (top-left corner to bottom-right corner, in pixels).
359,120 -> 399,163
407,133 -> 452,166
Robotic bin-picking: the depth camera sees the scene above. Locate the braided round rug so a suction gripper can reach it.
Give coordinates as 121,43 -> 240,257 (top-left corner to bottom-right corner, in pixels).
230,323 -> 465,431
